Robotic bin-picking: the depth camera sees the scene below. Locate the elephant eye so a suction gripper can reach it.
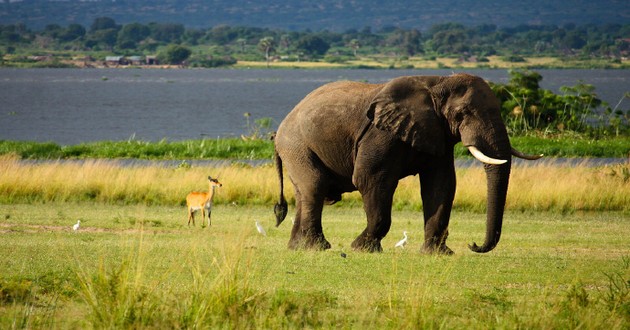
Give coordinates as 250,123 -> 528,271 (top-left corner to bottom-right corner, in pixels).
454,112 -> 464,123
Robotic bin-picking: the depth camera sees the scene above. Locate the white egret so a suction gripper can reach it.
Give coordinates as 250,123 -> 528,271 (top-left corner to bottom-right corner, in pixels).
395,231 -> 408,248
73,220 -> 81,232
255,220 -> 267,236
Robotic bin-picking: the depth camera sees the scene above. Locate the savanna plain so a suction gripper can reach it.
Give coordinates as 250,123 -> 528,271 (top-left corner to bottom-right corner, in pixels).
0,155 -> 628,329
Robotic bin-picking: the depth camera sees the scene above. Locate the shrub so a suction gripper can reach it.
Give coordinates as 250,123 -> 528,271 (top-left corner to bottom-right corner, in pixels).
490,69 -> 629,135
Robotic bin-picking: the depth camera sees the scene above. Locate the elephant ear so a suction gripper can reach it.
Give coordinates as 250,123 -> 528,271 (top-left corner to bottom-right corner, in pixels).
367,76 -> 446,156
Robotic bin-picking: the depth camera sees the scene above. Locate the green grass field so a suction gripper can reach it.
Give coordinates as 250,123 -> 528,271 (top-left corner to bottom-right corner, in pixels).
0,155 -> 628,328
1,204 -> 628,329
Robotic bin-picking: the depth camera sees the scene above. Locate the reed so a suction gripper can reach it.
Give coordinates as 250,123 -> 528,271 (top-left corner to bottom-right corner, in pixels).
1,154 -> 628,211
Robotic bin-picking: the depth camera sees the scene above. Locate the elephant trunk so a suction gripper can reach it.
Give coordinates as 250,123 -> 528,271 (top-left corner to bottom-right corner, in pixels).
469,159 -> 511,253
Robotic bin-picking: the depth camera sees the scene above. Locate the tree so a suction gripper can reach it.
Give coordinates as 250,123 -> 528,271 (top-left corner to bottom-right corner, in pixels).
149,23 -> 185,43
60,24 -> 86,42
236,38 -> 247,53
207,25 -> 237,44
43,24 -> 63,39
295,35 -> 330,57
562,31 -> 586,50
431,29 -> 469,54
386,29 -> 423,56
90,17 -> 118,32
280,34 -> 291,53
348,39 -> 359,56
85,28 -> 118,50
158,44 -> 191,65
117,23 -> 150,49
258,37 -> 275,67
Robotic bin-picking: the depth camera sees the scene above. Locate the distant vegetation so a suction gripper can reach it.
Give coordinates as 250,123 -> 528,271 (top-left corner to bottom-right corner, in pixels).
1,17 -> 629,68
2,0 -> 628,32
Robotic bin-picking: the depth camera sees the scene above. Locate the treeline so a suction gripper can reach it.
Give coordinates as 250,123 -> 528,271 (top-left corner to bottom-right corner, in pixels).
1,17 -> 629,65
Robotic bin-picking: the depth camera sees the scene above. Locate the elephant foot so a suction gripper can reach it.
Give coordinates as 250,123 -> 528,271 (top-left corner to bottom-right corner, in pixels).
351,236 -> 383,253
421,244 -> 454,255
288,234 -> 331,251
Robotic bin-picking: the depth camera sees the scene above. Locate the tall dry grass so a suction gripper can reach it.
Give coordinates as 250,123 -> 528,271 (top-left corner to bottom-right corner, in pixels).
1,154 -> 628,211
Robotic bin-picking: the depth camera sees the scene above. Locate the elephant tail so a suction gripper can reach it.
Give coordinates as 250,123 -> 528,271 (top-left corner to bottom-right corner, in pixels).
273,148 -> 288,227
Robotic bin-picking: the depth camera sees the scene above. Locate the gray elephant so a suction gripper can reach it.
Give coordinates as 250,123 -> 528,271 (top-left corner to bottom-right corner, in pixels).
273,74 -> 541,254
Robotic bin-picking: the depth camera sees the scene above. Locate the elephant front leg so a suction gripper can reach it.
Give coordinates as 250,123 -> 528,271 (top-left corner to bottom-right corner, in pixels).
288,189 -> 331,250
419,163 -> 456,255
352,180 -> 397,252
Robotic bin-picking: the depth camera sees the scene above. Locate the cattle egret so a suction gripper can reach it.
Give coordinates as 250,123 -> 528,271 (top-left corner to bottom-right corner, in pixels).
73,220 -> 81,232
255,220 -> 266,236
395,231 -> 408,248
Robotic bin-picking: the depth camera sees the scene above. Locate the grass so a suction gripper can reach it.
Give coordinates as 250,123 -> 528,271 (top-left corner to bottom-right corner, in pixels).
1,154 -> 628,212
0,153 -> 628,328
0,203 -> 628,328
0,138 -> 275,160
1,135 -> 629,160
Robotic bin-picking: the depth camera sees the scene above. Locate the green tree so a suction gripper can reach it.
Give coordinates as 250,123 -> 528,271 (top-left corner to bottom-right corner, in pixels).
386,29 -> 423,56
562,31 -> 587,50
149,23 -> 185,43
90,17 -> 118,32
158,44 -> 191,65
207,25 -> 238,44
117,23 -> 150,49
85,28 -> 118,50
60,24 -> 86,42
431,28 -> 468,54
43,24 -> 63,39
280,34 -> 291,53
490,70 -> 606,134
295,35 -> 330,57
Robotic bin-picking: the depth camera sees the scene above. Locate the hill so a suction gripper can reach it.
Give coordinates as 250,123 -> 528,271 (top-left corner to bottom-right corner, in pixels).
1,0 -> 629,31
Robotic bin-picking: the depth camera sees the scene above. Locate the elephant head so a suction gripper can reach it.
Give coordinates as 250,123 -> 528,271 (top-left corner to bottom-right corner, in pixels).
367,74 -> 540,253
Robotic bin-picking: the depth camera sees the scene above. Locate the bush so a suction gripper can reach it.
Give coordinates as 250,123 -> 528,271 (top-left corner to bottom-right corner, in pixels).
157,44 -> 192,65
503,55 -> 526,62
190,55 -> 237,68
490,70 -> 629,135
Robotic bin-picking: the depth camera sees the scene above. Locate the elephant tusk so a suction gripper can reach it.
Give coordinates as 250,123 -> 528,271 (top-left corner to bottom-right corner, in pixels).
467,146 -> 508,165
511,147 -> 544,160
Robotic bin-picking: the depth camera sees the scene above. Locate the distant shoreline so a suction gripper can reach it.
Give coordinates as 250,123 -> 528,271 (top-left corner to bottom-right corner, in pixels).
4,55 -> 629,70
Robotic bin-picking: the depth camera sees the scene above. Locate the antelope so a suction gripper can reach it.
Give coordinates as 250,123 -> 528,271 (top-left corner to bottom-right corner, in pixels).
186,176 -> 222,227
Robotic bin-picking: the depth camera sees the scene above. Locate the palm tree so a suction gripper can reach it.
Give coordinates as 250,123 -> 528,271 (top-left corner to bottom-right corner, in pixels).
258,37 -> 275,68
349,39 -> 360,57
236,38 -> 247,53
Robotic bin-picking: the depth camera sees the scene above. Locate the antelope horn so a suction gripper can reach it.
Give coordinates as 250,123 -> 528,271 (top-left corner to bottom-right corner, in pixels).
467,146 -> 508,165
511,147 -> 544,160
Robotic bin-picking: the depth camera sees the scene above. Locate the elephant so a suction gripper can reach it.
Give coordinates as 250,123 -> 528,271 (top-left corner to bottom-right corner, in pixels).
272,73 -> 541,254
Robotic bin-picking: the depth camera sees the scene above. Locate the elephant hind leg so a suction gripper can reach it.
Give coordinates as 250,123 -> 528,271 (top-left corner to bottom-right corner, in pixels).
288,181 -> 331,250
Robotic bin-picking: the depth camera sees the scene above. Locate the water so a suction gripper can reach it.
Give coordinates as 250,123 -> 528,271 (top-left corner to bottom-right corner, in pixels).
0,68 -> 628,145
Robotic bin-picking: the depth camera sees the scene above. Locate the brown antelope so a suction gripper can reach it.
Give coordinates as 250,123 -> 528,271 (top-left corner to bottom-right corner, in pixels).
186,176 -> 222,227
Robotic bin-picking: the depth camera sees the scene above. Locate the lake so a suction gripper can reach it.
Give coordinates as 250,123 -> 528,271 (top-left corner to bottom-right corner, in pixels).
0,68 -> 628,145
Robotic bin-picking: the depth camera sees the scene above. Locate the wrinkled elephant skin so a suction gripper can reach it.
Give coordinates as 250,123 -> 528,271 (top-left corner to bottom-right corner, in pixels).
273,74 -> 538,254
